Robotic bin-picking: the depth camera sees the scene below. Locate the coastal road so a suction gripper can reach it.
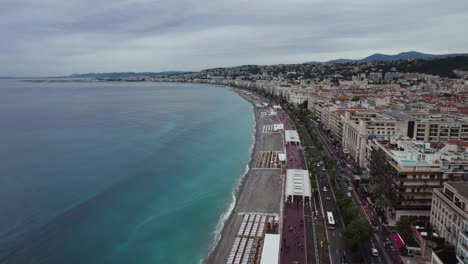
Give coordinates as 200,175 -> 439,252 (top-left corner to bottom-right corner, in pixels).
309,122 -> 388,264
297,123 -> 351,264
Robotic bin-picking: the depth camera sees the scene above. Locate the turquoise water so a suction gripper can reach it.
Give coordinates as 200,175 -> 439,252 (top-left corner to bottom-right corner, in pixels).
0,80 -> 254,263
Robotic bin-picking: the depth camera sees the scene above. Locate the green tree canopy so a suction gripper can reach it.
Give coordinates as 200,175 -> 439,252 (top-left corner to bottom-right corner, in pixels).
397,218 -> 413,242
342,219 -> 372,249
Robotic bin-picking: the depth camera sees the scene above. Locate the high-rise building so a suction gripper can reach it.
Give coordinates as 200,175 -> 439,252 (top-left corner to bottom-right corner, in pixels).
368,138 -> 468,221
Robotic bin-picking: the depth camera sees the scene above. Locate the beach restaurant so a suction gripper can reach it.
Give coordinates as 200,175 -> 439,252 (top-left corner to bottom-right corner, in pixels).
285,169 -> 311,204
285,130 -> 300,146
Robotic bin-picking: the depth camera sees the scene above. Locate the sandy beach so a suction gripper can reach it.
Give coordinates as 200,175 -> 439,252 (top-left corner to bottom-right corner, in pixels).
205,87 -> 284,264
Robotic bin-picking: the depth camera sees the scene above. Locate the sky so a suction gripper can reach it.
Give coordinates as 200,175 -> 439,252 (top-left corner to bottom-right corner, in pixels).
1,0 -> 468,77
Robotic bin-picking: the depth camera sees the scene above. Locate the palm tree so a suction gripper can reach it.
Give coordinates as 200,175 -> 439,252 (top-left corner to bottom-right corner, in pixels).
397,218 -> 413,241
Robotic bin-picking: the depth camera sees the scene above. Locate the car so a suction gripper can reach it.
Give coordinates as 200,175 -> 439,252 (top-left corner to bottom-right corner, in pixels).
341,255 -> 348,264
371,248 -> 379,257
348,186 -> 353,191
347,192 -> 352,197
323,187 -> 328,192
322,167 -> 326,171
326,197 -> 331,200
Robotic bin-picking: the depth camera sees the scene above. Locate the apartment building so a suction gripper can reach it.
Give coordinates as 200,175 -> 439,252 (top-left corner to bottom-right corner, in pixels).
431,182 -> 468,247
367,138 -> 468,221
412,115 -> 468,142
342,111 -> 414,168
457,219 -> 468,264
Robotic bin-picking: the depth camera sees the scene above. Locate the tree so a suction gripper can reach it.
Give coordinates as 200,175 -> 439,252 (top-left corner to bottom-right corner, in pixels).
342,219 -> 372,249
397,218 -> 413,242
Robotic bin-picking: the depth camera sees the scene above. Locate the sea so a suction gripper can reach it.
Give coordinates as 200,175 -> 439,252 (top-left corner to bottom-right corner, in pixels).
0,79 -> 254,264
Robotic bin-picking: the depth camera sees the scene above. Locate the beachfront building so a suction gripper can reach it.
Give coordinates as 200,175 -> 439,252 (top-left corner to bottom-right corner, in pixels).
430,182 -> 468,247
285,130 -> 300,146
342,111 -> 415,168
285,169 -> 311,204
287,89 -> 309,105
367,137 -> 468,221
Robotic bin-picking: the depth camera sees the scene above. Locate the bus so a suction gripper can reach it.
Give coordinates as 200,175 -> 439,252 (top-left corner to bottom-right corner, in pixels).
326,211 -> 335,229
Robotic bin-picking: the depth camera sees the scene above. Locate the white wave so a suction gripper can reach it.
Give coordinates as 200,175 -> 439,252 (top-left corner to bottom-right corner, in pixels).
201,94 -> 257,264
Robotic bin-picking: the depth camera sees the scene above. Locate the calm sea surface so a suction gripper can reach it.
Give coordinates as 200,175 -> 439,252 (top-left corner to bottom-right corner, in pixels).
0,79 -> 254,263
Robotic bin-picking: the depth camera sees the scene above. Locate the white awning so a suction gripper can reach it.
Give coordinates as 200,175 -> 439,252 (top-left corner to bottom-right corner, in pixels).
278,153 -> 286,162
273,124 -> 284,131
285,130 -> 300,144
260,234 -> 280,264
286,169 -> 311,198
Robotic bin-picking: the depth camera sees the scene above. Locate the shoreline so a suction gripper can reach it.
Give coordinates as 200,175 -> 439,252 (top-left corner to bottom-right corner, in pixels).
202,85 -> 284,263
203,86 -> 262,263
203,86 -> 259,262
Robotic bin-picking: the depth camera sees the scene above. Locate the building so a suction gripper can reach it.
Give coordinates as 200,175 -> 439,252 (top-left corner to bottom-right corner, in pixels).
342,111 -> 415,168
368,138 -> 468,221
287,90 -> 308,105
456,219 -> 468,264
412,115 -> 468,142
431,182 -> 468,248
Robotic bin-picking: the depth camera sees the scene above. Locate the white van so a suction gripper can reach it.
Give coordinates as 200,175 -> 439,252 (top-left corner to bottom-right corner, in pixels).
371,248 -> 379,257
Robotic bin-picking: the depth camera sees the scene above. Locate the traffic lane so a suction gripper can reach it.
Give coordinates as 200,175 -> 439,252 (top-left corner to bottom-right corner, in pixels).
308,127 -> 385,264
316,167 -> 351,263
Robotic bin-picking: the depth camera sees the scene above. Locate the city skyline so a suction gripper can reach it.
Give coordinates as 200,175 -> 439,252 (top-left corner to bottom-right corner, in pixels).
2,0 -> 468,76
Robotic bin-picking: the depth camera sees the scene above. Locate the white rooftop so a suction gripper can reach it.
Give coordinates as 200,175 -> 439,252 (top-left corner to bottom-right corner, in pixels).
285,130 -> 300,144
278,153 -> 286,162
286,169 -> 311,198
273,124 -> 284,131
260,234 -> 280,264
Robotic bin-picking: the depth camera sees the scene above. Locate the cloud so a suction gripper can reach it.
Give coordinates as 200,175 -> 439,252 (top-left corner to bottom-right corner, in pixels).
1,0 -> 467,76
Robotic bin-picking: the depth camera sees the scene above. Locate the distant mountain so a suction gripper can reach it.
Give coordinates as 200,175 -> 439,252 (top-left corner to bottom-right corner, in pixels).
326,58 -> 355,63
304,51 -> 467,64
66,71 -> 191,78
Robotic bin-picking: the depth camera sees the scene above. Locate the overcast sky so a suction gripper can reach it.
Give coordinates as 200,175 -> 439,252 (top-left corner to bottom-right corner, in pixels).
1,0 -> 468,76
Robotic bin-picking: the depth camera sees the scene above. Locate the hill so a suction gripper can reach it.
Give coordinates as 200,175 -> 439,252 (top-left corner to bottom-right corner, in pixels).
304,51 -> 467,64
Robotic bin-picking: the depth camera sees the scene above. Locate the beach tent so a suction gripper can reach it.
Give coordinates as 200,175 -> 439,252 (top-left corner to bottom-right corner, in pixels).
285,169 -> 311,203
285,130 -> 300,145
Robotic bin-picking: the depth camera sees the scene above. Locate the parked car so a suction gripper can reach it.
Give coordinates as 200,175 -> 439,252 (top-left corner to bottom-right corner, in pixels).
371,248 -> 379,257
326,197 -> 331,200
323,187 -> 328,192
347,192 -> 352,197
